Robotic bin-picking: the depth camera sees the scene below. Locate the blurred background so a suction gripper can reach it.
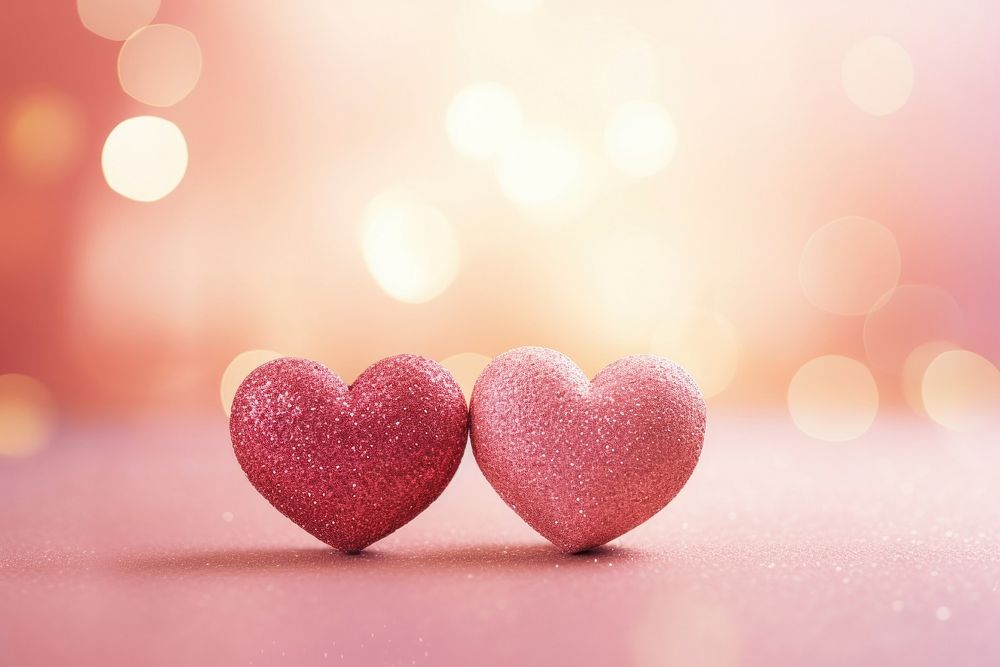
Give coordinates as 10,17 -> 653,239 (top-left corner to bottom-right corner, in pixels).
3,0 -> 1000,457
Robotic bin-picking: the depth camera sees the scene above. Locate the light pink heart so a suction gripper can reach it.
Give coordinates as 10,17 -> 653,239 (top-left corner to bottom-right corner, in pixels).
470,346 -> 705,552
229,355 -> 468,552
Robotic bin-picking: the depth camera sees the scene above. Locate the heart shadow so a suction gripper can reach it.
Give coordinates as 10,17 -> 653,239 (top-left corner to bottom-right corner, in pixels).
115,542 -> 650,576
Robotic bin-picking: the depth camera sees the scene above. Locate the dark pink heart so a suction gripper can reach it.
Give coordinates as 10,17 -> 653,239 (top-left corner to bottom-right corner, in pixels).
229,355 -> 468,552
470,346 -> 705,553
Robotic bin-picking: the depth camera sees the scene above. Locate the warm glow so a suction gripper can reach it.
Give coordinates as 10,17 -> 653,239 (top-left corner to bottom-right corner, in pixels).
10,1 -> 998,420
863,285 -> 964,372
101,115 -> 188,202
485,0 -> 541,13
5,90 -> 84,182
497,128 -> 583,207
651,310 -> 740,398
842,36 -> 915,116
901,341 -> 958,415
77,0 -> 160,41
361,194 -> 461,303
118,24 -> 203,107
583,226 -> 689,331
593,22 -> 657,105
441,352 -> 492,402
71,207 -> 222,346
922,350 -> 1000,432
604,101 -> 676,177
788,355 -> 879,442
446,82 -> 523,160
0,374 -> 56,458
221,350 -> 283,416
799,216 -> 901,316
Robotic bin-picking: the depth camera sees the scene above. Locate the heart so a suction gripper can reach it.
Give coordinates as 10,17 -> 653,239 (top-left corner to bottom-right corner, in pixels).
229,355 -> 468,552
470,347 -> 705,553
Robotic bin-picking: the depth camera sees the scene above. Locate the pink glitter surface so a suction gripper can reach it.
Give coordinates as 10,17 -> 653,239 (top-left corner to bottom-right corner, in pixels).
230,356 -> 468,552
2,414 -> 998,666
471,347 -> 705,552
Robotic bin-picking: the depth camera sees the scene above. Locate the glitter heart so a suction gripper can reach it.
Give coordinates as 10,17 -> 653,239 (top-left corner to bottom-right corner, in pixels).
229,355 -> 468,552
470,346 -> 705,553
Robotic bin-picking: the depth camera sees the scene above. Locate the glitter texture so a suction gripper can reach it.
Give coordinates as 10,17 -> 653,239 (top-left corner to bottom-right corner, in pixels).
470,346 -> 705,553
229,355 -> 468,552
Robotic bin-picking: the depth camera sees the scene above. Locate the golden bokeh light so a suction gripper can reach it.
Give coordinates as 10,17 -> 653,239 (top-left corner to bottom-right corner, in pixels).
77,0 -> 160,41
101,115 -> 188,202
221,350 -> 283,416
863,284 -> 964,372
841,36 -> 915,116
0,374 -> 56,458
604,101 -> 676,177
446,82 -> 523,160
361,194 -> 461,303
441,352 -> 492,402
118,24 -> 203,107
497,127 -> 584,207
651,310 -> 741,398
799,216 -> 901,316
5,90 -> 84,182
901,341 -> 958,415
922,350 -> 1000,432
788,355 -> 879,442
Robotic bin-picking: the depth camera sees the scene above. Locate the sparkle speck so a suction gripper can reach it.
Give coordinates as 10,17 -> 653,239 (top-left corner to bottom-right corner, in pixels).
935,606 -> 951,621
221,511 -> 234,522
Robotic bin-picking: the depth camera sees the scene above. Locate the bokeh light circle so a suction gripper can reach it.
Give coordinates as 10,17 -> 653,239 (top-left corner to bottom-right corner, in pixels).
0,374 -> 56,458
5,90 -> 84,182
441,352 -> 492,402
77,0 -> 161,41
842,36 -> 915,116
101,115 -> 188,202
799,216 -> 901,316
651,310 -> 741,398
901,341 -> 958,415
788,355 -> 879,442
497,128 -> 583,206
361,194 -> 461,303
118,24 -> 203,107
604,101 -> 676,177
446,82 -> 523,160
863,284 -> 964,372
221,350 -> 283,416
922,350 -> 1000,432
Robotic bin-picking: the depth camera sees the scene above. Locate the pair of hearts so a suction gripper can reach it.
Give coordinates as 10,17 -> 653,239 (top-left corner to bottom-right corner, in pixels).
229,346 -> 706,553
